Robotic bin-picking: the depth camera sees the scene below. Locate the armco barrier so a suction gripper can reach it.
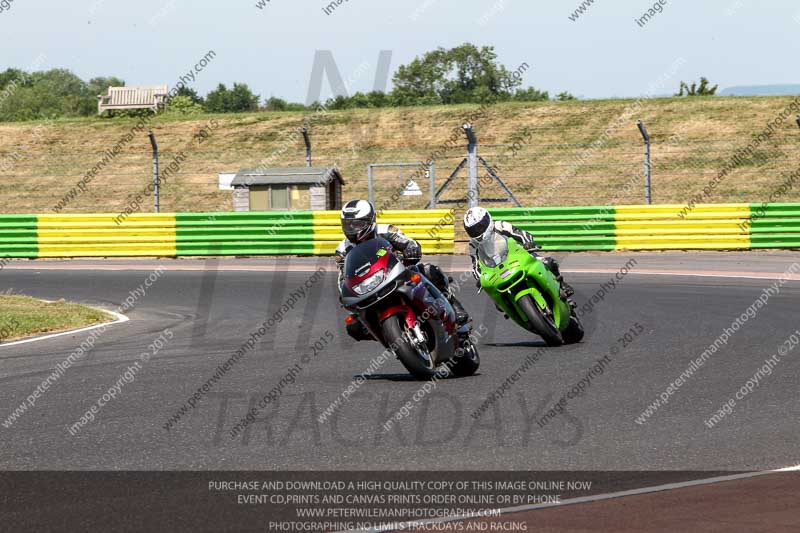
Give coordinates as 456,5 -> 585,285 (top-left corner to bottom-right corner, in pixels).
0,210 -> 454,258
175,212 -> 316,256
489,206 -> 617,251
489,203 -> 800,251
747,203 -> 800,249
2,204 -> 799,258
613,204 -> 750,250
176,210 -> 454,256
37,214 -> 176,257
0,215 -> 38,258
310,211 -> 455,255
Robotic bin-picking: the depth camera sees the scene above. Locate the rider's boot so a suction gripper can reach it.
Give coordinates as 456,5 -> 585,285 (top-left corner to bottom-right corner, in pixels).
427,266 -> 469,326
449,293 -> 470,326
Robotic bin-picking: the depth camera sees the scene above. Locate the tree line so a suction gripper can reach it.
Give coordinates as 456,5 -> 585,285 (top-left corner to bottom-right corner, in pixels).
0,43 -> 717,122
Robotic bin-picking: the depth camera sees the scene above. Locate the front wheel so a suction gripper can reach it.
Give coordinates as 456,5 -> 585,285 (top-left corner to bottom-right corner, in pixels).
518,294 -> 563,346
381,315 -> 437,379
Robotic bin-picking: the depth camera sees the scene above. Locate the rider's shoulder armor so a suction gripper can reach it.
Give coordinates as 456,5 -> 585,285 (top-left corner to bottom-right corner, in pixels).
377,223 -> 395,235
494,220 -> 514,233
335,239 -> 350,256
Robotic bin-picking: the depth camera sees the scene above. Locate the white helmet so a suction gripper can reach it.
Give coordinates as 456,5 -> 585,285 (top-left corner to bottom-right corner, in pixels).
464,207 -> 493,241
341,199 -> 377,243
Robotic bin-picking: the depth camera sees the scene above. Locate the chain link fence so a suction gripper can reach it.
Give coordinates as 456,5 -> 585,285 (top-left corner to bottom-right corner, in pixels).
1,120 -> 799,214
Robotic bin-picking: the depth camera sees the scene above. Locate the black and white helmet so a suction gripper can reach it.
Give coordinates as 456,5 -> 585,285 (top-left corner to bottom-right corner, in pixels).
341,199 -> 377,243
464,206 -> 493,241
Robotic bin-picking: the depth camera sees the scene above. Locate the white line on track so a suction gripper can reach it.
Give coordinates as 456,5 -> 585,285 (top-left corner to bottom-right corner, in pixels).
0,307 -> 128,349
350,464 -> 800,533
567,268 -> 800,281
4,263 -> 800,281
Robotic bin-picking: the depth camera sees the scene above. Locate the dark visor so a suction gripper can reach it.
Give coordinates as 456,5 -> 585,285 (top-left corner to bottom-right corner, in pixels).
466,216 -> 490,239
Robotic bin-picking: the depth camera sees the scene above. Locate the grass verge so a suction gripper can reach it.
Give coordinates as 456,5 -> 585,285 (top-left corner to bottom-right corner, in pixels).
0,295 -> 115,343
3,96 -> 800,213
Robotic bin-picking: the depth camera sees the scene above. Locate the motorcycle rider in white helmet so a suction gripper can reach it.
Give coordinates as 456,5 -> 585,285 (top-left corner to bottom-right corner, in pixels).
335,199 -> 470,341
463,206 -> 575,301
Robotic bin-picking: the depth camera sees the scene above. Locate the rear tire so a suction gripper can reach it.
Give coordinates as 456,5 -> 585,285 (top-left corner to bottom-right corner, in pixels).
563,314 -> 585,344
518,294 -> 563,346
381,315 -> 437,379
449,342 -> 480,377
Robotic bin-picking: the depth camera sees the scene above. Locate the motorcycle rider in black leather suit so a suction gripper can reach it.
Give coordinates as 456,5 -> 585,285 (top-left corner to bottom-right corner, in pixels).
335,199 -> 470,341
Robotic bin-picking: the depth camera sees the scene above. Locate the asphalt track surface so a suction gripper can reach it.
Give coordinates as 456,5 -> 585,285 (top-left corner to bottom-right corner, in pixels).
1,251 -> 799,475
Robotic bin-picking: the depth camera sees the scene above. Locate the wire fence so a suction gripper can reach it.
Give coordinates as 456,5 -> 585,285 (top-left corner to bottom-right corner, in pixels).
1,129 -> 799,214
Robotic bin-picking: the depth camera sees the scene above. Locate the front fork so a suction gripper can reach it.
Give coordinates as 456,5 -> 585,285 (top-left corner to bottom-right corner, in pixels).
404,322 -> 426,346
378,305 -> 433,365
404,323 -> 432,363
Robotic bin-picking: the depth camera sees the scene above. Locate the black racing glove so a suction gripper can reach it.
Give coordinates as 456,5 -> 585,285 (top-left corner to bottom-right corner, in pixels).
403,241 -> 422,264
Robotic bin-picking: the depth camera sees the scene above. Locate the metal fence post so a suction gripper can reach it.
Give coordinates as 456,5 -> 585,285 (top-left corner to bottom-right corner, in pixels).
301,127 -> 312,167
367,164 -> 374,204
428,162 -> 436,209
464,124 -> 478,208
637,120 -> 651,205
148,130 -> 159,213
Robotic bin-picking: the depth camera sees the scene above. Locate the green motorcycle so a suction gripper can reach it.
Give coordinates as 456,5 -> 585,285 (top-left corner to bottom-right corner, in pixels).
476,232 -> 584,346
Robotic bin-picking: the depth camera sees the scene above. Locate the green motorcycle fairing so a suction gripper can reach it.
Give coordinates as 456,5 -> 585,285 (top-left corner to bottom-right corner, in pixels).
476,232 -> 571,332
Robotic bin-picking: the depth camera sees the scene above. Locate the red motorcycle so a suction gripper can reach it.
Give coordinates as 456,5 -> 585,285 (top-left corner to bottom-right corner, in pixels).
340,237 -> 480,379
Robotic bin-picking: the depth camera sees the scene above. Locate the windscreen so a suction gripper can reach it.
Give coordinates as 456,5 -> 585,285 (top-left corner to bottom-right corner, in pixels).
476,231 -> 509,268
343,237 -> 395,278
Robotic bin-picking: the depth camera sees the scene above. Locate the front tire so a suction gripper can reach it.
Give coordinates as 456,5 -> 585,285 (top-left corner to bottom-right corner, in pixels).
518,294 -> 563,346
381,315 -> 437,379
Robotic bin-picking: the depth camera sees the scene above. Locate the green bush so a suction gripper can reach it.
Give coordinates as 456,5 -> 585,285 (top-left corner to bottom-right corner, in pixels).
0,68 -> 125,121
206,83 -> 260,113
166,95 -> 204,115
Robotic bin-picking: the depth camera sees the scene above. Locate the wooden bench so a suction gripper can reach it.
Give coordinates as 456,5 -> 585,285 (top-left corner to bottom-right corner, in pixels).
97,85 -> 168,114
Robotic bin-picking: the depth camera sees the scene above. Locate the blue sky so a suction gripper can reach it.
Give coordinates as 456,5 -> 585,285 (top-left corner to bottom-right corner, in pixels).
2,0 -> 798,101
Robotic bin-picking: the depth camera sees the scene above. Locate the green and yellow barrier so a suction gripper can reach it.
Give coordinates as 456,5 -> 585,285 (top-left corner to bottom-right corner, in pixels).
311,210 -> 455,255
0,215 -> 38,258
37,214 -> 176,257
748,203 -> 800,249
175,212 -> 317,256
613,204 -> 750,250
0,210 -> 454,258
1,204 -> 799,258
175,210 -> 454,256
489,206 -> 618,251
489,203 -> 800,251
